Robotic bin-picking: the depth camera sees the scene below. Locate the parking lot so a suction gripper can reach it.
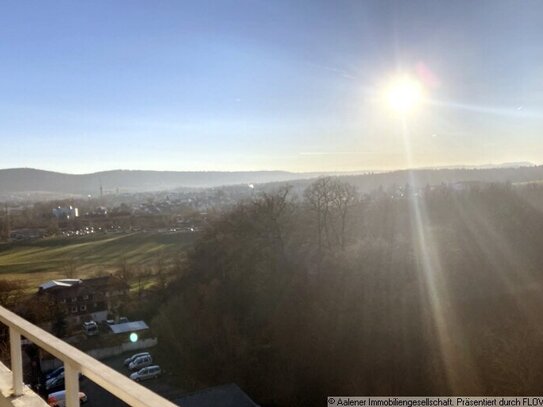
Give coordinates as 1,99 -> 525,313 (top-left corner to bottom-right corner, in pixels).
75,351 -> 184,406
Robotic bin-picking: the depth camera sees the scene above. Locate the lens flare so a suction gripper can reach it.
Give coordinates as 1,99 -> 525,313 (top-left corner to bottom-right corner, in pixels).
385,76 -> 424,114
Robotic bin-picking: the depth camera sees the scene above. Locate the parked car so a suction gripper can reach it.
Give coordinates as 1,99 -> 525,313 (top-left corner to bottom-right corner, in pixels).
47,390 -> 87,407
45,371 -> 84,391
124,352 -> 151,367
45,372 -> 65,391
119,316 -> 129,323
45,366 -> 64,381
82,321 -> 98,336
128,354 -> 153,371
130,365 -> 161,382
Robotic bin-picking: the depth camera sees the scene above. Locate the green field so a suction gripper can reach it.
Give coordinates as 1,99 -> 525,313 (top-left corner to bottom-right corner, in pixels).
0,232 -> 197,289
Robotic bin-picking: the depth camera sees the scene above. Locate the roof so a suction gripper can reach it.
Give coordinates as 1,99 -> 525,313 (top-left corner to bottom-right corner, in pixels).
37,275 -> 128,297
173,383 -> 259,407
109,321 -> 149,334
39,279 -> 82,291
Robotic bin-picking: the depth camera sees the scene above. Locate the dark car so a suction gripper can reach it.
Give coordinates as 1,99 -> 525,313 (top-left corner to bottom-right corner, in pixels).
45,373 -> 65,392
45,371 -> 85,392
45,366 -> 64,381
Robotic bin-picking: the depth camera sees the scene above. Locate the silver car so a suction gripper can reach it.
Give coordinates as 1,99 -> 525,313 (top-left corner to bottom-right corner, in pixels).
130,365 -> 161,382
124,352 -> 150,367
128,354 -> 153,371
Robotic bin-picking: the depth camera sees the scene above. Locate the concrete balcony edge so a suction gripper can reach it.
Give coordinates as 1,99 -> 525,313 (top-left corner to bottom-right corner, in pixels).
0,362 -> 48,407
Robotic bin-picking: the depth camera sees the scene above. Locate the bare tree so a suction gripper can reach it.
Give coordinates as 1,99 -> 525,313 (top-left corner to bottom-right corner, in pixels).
304,177 -> 358,252
155,251 -> 168,290
63,257 -> 78,278
253,186 -> 292,264
330,180 -> 358,249
304,177 -> 334,255
0,280 -> 23,308
136,267 -> 152,299
116,256 -> 132,286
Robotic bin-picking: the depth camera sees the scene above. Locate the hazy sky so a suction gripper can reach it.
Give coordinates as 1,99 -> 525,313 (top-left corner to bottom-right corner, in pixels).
2,0 -> 543,173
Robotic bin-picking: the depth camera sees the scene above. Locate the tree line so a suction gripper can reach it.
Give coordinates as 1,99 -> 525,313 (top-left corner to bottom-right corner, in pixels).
151,178 -> 543,405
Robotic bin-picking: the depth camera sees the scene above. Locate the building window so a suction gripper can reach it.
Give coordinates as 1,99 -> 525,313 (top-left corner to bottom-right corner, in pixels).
80,305 -> 87,312
60,298 -> 66,303
71,297 -> 77,303
71,306 -> 78,313
83,295 -> 89,300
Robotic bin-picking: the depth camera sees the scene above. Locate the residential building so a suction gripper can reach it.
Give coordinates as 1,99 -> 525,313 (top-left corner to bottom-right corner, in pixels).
35,276 -> 128,326
52,206 -> 79,220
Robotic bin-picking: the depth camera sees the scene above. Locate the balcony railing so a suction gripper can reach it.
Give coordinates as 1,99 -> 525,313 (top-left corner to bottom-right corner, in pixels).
0,305 -> 178,407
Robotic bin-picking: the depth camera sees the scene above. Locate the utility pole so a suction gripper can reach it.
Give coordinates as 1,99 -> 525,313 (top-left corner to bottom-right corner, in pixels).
2,204 -> 9,242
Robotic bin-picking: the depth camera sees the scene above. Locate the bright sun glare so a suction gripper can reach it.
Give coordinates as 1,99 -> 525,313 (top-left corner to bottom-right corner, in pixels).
385,75 -> 424,114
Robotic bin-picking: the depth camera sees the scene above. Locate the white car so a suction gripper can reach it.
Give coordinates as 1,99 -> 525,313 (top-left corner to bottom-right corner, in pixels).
124,352 -> 150,367
47,390 -> 87,406
128,354 -> 153,371
130,365 -> 161,382
82,321 -> 98,336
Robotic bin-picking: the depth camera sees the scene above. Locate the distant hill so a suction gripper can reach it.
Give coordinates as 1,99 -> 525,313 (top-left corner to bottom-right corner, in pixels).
344,165 -> 543,192
257,165 -> 543,194
418,161 -> 535,170
0,168 -> 328,199
1,165 -> 542,201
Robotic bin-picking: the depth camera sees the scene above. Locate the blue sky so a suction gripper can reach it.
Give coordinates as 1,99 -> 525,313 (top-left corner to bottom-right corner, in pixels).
1,0 -> 543,173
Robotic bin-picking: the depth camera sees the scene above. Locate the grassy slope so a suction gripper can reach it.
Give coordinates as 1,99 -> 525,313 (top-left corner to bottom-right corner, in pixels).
0,232 -> 196,288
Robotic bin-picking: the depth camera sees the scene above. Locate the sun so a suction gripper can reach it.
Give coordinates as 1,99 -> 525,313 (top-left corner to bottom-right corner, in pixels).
385,75 -> 424,114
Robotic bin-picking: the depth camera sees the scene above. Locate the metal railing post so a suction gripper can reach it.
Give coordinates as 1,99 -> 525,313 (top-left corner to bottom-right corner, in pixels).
9,327 -> 23,396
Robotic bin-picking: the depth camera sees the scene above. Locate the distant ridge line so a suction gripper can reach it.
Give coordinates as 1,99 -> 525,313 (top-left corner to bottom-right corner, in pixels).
0,164 -> 540,200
